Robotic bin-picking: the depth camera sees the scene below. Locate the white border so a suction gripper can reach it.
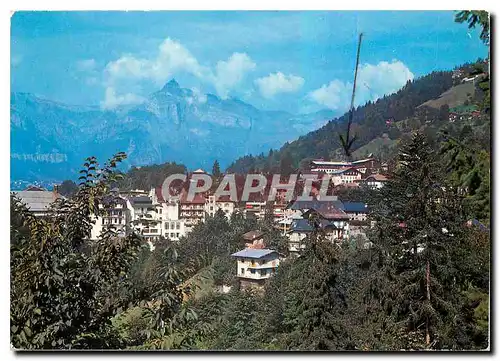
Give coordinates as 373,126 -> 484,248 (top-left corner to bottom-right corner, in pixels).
2,1 -> 497,360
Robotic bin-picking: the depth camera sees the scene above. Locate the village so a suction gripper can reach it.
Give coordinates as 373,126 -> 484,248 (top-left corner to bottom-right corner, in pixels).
13,155 -> 390,291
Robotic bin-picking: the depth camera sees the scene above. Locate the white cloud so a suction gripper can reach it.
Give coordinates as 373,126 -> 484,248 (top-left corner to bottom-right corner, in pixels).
104,38 -> 207,87
76,59 -> 97,72
309,79 -> 351,110
255,72 -> 304,98
101,38 -> 256,108
212,53 -> 256,99
101,87 -> 145,110
309,60 -> 414,110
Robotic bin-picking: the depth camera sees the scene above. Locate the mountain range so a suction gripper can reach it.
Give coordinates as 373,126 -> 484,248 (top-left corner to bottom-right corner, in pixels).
11,79 -> 339,184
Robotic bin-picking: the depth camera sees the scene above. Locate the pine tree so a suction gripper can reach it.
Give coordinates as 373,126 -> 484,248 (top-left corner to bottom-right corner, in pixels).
212,160 -> 221,179
369,132 -> 479,349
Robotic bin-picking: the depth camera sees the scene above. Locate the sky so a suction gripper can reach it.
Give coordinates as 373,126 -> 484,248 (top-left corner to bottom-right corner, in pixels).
10,11 -> 488,114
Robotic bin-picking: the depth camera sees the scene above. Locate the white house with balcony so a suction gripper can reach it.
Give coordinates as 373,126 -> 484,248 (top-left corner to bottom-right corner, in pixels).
90,195 -> 132,240
231,248 -> 280,289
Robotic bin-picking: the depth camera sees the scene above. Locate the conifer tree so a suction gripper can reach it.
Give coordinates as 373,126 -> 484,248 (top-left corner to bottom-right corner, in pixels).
369,132 -> 478,349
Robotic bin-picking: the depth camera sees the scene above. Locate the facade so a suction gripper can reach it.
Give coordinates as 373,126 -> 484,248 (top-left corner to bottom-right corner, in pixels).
310,155 -> 380,175
329,167 -> 363,186
91,196 -> 132,240
205,195 -> 235,219
129,196 -> 162,241
179,192 -> 206,232
231,248 -> 280,289
244,201 -> 267,220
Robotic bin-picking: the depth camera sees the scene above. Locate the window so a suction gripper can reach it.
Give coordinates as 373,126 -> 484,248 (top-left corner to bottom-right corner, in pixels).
176,233 -> 179,238
240,268 -> 244,275
176,223 -> 180,230
250,269 -> 256,274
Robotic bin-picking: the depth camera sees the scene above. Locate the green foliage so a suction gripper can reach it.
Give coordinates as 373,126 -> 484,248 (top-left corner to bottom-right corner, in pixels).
58,180 -> 78,198
455,11 -> 490,45
228,71 -> 453,173
368,133 -> 489,349
11,153 -> 195,350
116,162 -> 187,190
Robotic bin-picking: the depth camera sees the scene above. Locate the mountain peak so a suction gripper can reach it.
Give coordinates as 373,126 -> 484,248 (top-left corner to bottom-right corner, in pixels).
162,79 -> 180,92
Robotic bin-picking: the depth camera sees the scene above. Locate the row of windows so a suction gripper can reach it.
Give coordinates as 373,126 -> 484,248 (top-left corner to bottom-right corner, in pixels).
102,218 -> 124,225
165,222 -> 181,230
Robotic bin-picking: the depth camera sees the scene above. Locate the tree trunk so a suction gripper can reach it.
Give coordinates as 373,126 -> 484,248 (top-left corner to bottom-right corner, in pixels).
425,260 -> 431,346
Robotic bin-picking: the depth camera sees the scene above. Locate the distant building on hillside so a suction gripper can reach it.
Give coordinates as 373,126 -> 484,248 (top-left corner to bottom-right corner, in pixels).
310,155 -> 380,175
363,174 -> 389,189
231,248 -> 280,290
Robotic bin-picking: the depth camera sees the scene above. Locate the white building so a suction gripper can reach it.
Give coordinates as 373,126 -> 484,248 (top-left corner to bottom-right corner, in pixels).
205,195 -> 235,219
231,248 -> 280,289
364,174 -> 389,189
91,196 -> 132,240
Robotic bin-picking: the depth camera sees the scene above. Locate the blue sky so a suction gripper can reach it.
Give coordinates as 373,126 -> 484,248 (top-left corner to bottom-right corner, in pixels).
11,11 -> 488,114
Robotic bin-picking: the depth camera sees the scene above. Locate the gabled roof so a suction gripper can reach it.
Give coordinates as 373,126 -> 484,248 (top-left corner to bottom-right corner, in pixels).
129,196 -> 153,206
342,202 -> 369,213
14,190 -> 63,212
290,218 -> 342,232
231,248 -> 277,259
287,198 -> 343,211
365,174 -> 389,182
303,202 -> 350,220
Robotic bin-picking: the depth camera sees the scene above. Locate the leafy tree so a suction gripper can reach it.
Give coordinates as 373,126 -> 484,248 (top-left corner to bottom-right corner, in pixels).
11,153 -> 194,350
455,11 -> 490,45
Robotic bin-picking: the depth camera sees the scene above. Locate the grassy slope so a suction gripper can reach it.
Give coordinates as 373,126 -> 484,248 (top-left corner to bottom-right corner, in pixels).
418,82 -> 475,110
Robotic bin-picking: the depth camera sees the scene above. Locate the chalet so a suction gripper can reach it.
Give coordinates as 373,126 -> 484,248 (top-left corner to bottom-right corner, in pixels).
242,230 -> 266,249
342,202 -> 369,221
301,201 -> 351,241
364,174 -> 389,189
231,248 -> 280,290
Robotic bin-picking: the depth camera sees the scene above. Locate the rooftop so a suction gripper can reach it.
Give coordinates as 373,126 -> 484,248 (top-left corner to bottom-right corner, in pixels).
366,174 -> 389,182
242,230 -> 265,241
290,218 -> 342,232
342,202 -> 369,213
231,248 -> 278,259
14,190 -> 63,212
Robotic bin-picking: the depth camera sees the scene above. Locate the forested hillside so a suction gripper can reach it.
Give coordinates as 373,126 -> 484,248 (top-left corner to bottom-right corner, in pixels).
227,59 -> 487,173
